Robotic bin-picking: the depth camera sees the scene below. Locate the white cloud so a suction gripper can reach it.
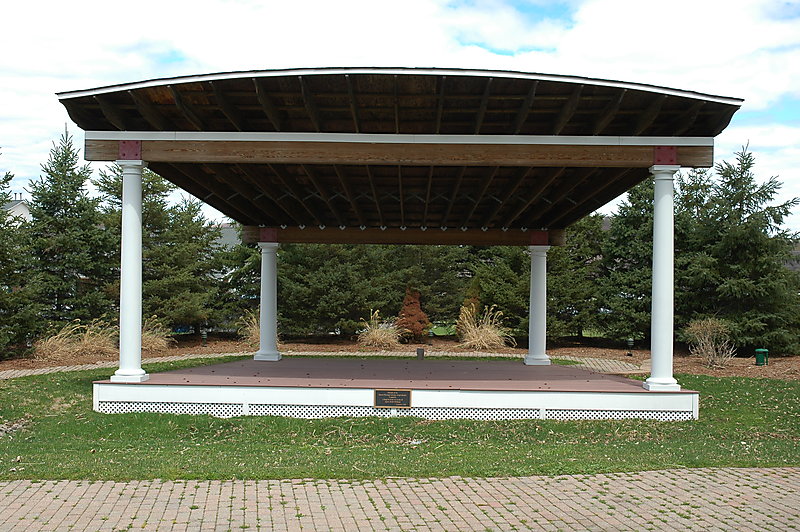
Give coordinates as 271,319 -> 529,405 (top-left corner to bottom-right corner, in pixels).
2,0 -> 798,227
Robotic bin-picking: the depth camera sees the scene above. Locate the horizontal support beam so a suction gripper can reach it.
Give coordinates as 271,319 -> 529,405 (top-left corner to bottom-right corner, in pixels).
85,139 -> 713,167
241,226 -> 563,246
85,130 -> 715,146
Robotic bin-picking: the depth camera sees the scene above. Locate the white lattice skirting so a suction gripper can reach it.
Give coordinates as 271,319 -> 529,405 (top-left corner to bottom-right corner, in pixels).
94,384 -> 698,420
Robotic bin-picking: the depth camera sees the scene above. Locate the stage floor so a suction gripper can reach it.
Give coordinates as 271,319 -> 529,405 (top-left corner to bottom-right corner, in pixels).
93,357 -> 699,421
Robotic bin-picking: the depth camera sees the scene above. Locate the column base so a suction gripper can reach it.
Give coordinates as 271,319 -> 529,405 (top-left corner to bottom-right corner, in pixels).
110,373 -> 149,383
254,351 -> 282,361
643,379 -> 681,392
524,355 -> 551,366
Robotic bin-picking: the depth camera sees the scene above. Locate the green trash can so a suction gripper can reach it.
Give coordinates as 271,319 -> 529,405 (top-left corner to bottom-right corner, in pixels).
755,348 -> 769,366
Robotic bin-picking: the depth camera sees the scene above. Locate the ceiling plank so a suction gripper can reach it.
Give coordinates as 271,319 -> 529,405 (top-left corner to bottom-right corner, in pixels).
527,168 -> 598,224
128,90 -> 174,131
398,166 -> 405,227
461,166 -> 500,227
501,167 -> 566,227
510,81 -> 539,134
634,95 -> 667,135
169,86 -> 205,131
210,82 -> 247,131
345,75 -> 361,133
333,165 -> 366,226
664,101 -> 705,136
234,164 -> 304,225
473,78 -> 493,134
435,76 -> 447,134
440,166 -> 466,227
365,166 -> 385,227
592,90 -> 626,135
553,84 -> 583,135
167,163 -> 258,224
95,95 -> 131,130
541,168 -> 633,227
480,167 -> 533,228
422,166 -> 434,227
393,75 -> 400,134
253,78 -> 283,131
298,76 -> 323,132
265,163 -> 322,225
300,164 -> 345,226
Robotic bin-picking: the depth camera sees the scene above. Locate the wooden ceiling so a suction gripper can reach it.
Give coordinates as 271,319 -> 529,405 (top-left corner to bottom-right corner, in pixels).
58,67 -> 742,242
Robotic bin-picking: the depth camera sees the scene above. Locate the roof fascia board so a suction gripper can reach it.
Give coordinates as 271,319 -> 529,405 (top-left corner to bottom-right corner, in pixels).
85,131 -> 714,147
58,67 -> 744,107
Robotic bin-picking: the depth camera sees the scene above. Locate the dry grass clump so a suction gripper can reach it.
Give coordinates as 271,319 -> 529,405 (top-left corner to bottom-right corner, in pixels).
141,316 -> 175,355
237,310 -> 260,348
33,319 -> 117,361
456,304 -> 516,351
684,317 -> 736,368
357,309 -> 402,349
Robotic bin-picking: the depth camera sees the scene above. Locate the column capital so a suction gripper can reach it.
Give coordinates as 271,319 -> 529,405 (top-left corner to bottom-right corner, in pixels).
649,165 -> 680,179
528,245 -> 551,254
258,241 -> 280,251
115,159 -> 148,168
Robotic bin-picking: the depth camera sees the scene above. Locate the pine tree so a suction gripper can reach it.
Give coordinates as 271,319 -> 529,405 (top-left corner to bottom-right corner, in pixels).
0,161 -> 40,352
95,165 -> 223,331
27,132 -> 116,326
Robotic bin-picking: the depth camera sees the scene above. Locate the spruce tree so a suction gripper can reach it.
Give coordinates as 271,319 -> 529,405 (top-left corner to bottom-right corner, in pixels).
95,165 -> 223,331
27,132 -> 116,326
0,161 -> 40,352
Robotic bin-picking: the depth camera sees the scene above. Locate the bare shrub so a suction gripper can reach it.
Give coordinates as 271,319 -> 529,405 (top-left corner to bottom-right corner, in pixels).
141,316 -> 175,355
33,319 -> 117,362
357,309 -> 401,349
237,310 -> 260,348
684,317 -> 736,368
456,304 -> 516,351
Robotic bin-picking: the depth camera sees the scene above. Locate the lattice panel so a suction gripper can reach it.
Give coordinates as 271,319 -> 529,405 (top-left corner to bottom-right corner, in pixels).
97,401 -> 693,421
544,409 -> 693,421
97,401 -> 242,418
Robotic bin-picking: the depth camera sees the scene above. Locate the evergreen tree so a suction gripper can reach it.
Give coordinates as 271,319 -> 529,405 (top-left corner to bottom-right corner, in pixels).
95,165 -> 223,331
27,132 -> 116,326
465,246 -> 530,332
0,161 -> 40,353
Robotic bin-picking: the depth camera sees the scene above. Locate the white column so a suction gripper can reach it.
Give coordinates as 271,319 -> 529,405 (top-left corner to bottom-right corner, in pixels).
254,242 -> 281,361
111,160 -> 148,382
525,245 -> 551,365
644,165 -> 681,391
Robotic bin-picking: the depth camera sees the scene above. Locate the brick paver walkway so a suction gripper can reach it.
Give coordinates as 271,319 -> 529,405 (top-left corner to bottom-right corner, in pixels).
0,351 -> 642,381
0,468 -> 796,531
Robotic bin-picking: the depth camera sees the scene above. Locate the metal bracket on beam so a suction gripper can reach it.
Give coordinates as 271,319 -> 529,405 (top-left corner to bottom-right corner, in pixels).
654,146 -> 677,165
118,140 -> 141,160
529,230 -> 549,246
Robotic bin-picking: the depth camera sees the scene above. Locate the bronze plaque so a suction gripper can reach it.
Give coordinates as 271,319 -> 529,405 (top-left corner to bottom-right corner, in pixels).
374,389 -> 412,408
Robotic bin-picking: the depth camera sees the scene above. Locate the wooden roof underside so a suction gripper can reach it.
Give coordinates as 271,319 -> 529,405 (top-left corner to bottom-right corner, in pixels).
58,68 -> 742,237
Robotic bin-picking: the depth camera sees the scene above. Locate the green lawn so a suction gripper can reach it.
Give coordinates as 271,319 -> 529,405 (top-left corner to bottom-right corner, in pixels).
0,356 -> 797,480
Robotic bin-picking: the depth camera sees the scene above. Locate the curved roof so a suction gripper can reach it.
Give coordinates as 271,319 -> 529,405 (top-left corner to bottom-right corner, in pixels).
58,67 -> 742,239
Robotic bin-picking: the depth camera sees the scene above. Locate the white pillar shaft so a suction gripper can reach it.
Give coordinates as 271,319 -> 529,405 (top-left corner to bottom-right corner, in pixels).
255,242 -> 281,361
111,160 -> 148,382
645,165 -> 681,391
525,245 -> 551,365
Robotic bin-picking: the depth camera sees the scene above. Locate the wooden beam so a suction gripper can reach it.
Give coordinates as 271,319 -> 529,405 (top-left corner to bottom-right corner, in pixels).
664,101 -> 704,136
592,90 -> 626,134
300,164 -> 344,226
95,95 -> 131,130
501,168 -> 566,227
511,81 -> 538,134
333,165 -> 366,227
211,82 -> 247,131
84,139 -> 714,167
365,166 -> 385,227
473,78 -> 493,134
242,226 -> 543,246
299,76 -> 323,132
128,90 -> 173,131
480,167 -> 533,228
166,163 -> 258,224
541,168 -> 633,227
235,164 -> 304,225
398,166 -> 405,227
527,168 -> 599,224
393,75 -> 400,134
265,163 -> 322,225
169,86 -> 205,131
345,74 -> 361,133
553,85 -> 583,135
422,166 -> 434,227
440,166 -> 466,227
461,167 -> 499,227
253,78 -> 283,131
634,95 -> 667,135
435,76 -> 446,134
203,163 -> 284,224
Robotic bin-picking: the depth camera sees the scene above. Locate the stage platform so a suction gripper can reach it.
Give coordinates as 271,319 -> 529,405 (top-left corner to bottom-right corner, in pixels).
93,357 -> 698,421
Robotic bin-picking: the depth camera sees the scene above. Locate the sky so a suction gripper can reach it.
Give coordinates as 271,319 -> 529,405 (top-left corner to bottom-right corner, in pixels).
1,0 -> 799,228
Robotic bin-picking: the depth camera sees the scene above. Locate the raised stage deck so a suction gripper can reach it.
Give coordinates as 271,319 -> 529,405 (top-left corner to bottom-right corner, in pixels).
93,358 -> 698,421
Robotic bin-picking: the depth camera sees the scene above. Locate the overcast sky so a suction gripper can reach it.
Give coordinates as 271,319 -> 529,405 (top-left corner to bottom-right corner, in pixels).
2,0 -> 799,228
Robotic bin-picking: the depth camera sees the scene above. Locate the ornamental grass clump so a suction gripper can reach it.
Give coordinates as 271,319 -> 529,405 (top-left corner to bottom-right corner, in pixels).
33,319 -> 117,361
357,309 -> 401,349
684,317 -> 736,368
141,316 -> 175,355
456,304 -> 516,351
237,310 -> 260,348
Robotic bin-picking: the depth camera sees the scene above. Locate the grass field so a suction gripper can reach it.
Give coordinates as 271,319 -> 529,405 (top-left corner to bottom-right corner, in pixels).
1,356 -> 797,480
